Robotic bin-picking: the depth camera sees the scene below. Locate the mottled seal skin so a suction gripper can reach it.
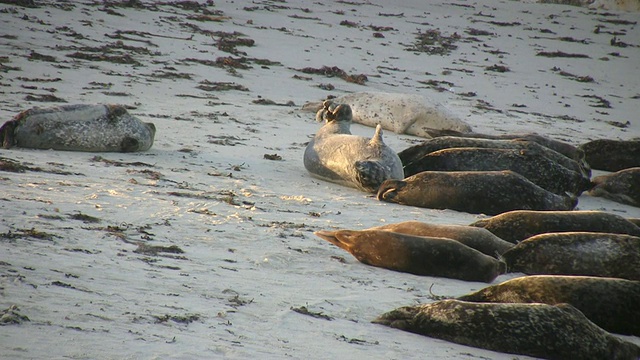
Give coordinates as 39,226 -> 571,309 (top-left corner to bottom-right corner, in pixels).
502,231 -> 640,280
401,147 -> 590,195
373,300 -> 640,360
469,210 -> 640,244
588,167 -> 640,207
458,275 -> 640,336
398,135 -> 590,179
368,221 -> 514,257
377,170 -> 577,215
314,229 -> 501,282
0,104 -> 156,152
579,139 -> 640,171
303,101 -> 403,193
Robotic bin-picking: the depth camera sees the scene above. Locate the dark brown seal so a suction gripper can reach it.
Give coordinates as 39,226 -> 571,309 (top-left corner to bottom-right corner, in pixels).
368,221 -> 513,257
579,139 -> 640,171
502,231 -> 640,280
588,167 -> 640,207
373,299 -> 640,360
377,170 -> 577,215
469,210 -> 640,243
458,275 -> 640,336
314,229 -> 501,282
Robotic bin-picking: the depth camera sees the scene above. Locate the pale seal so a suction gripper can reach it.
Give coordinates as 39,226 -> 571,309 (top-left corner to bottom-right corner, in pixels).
457,275 -> 640,336
502,231 -> 640,280
469,210 -> 640,243
588,167 -> 640,207
0,104 -> 156,152
377,170 -> 577,215
373,300 -> 640,360
579,139 -> 640,171
314,229 -> 501,282
368,221 -> 514,257
303,100 -> 403,192
302,92 -> 472,137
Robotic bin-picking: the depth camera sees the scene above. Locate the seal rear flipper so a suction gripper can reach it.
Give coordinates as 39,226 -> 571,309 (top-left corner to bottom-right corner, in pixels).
376,179 -> 405,201
314,230 -> 353,252
355,160 -> 391,193
0,120 -> 18,149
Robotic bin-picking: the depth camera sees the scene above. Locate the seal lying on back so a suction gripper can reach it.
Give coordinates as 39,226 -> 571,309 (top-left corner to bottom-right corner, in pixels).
0,104 -> 156,152
458,275 -> 640,336
502,231 -> 640,280
469,210 -> 640,243
373,300 -> 640,360
303,101 -> 403,193
588,167 -> 640,207
314,229 -> 501,282
579,139 -> 640,171
368,221 -> 513,257
377,170 -> 577,215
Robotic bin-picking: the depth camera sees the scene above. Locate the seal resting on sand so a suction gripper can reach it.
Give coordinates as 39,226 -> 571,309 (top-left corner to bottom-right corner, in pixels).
579,139 -> 640,171
457,275 -> 640,336
303,100 -> 403,193
587,167 -> 640,207
0,104 -> 156,152
314,229 -> 501,282
373,300 -> 640,360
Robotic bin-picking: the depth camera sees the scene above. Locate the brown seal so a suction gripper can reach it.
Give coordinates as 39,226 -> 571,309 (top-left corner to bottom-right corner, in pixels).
469,210 -> 640,243
457,275 -> 640,336
314,229 -> 501,282
502,232 -> 640,280
579,139 -> 640,171
373,299 -> 640,360
368,221 -> 513,257
377,170 -> 577,215
588,167 -> 640,207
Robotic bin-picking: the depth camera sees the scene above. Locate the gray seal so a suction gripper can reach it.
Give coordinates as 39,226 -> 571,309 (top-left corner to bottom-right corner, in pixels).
303,100 -> 403,193
579,139 -> 640,171
469,210 -> 640,243
588,167 -> 640,207
502,231 -> 640,280
373,299 -> 640,360
400,147 -> 590,195
457,275 -> 640,336
377,170 -> 577,215
314,229 -> 501,282
368,221 -> 513,257
0,104 -> 156,152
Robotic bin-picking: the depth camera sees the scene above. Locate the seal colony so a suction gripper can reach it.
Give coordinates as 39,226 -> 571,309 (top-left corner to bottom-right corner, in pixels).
0,104 -> 156,152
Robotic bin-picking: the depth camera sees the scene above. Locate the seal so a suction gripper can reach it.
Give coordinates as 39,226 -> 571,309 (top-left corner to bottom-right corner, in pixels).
303,100 -> 403,192
457,275 -> 640,336
469,210 -> 640,243
588,167 -> 640,207
314,229 -> 501,282
398,135 -> 590,179
373,299 -> 640,360
579,139 -> 640,171
368,221 -> 514,257
0,104 -> 156,152
376,170 -> 577,215
501,231 -> 640,280
400,147 -> 590,195
302,92 -> 472,137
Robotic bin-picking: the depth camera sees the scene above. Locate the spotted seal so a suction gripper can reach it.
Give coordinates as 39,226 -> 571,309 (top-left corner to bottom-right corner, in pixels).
0,104 -> 156,152
502,232 -> 640,280
303,100 -> 403,192
373,300 -> 640,360
579,139 -> 640,171
588,167 -> 640,207
377,170 -> 577,215
368,221 -> 513,257
314,229 -> 501,282
457,275 -> 640,336
400,147 -> 589,195
469,210 -> 640,243
302,92 -> 472,137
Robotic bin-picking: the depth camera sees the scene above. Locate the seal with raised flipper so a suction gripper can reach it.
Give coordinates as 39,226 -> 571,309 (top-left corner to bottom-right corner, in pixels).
314,229 -> 501,282
587,167 -> 640,207
303,100 -> 403,193
0,104 -> 156,152
373,299 -> 640,360
457,275 -> 640,336
377,170 -> 577,215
